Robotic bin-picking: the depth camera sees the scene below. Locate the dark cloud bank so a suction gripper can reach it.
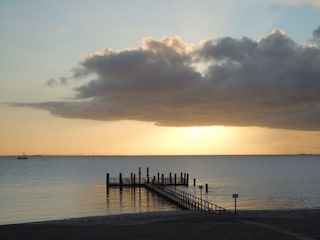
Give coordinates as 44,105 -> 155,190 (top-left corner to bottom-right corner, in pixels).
15,27 -> 320,130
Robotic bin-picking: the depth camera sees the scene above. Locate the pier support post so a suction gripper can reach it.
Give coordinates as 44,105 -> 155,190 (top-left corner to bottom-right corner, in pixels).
169,172 -> 172,184
139,167 -> 141,184
186,173 -> 189,186
161,173 -> 164,184
233,194 -> 239,215
147,167 -> 149,183
180,172 -> 183,184
119,173 -> 123,191
133,174 -> 136,187
157,173 -> 160,183
174,174 -> 177,185
193,178 -> 196,186
205,184 -> 208,193
106,173 -> 109,195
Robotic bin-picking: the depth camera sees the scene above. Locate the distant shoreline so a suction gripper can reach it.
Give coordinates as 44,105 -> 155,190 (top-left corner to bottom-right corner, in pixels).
1,154 -> 319,157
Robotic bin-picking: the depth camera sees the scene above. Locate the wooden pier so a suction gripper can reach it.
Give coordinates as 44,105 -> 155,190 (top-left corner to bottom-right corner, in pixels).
106,169 -> 229,214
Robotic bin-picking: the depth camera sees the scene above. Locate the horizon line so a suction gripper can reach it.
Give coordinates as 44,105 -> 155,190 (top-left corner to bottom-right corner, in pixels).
1,153 -> 319,157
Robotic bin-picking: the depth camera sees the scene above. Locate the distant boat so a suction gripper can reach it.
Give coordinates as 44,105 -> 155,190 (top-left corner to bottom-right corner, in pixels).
17,153 -> 28,159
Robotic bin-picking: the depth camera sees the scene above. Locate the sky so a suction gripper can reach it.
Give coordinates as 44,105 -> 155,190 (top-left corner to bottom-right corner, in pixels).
1,0 -> 320,155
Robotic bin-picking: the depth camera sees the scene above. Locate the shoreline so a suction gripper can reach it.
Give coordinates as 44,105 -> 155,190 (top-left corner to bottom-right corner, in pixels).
1,209 -> 319,240
2,208 -> 319,226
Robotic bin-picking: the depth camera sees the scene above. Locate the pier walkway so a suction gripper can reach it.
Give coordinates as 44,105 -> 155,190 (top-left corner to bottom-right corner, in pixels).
106,171 -> 229,214
145,184 -> 228,214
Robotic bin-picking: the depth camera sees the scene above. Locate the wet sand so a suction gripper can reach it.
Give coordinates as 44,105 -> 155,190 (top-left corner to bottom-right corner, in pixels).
1,209 -> 319,240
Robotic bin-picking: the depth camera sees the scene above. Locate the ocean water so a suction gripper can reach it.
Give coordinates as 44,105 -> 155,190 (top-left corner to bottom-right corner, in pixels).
0,155 -> 319,225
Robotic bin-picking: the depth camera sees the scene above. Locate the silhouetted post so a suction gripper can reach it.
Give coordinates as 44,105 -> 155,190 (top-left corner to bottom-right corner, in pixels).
139,167 -> 141,183
106,173 -> 109,195
199,185 -> 203,201
186,173 -> 189,186
133,174 -> 136,187
147,167 -> 149,183
119,173 -> 123,191
193,178 -> 196,186
131,173 -> 133,183
169,172 -> 172,184
161,173 -> 164,184
119,173 -> 122,185
183,173 -> 186,185
174,174 -> 177,185
205,184 -> 208,193
157,173 -> 160,183
180,172 -> 183,184
153,176 -> 156,184
233,194 -> 239,215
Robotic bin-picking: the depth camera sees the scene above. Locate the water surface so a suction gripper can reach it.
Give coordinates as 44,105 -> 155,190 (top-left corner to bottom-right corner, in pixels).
0,155 -> 319,224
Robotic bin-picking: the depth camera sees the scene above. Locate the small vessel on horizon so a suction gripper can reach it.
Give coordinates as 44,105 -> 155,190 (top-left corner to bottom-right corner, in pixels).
17,153 -> 28,159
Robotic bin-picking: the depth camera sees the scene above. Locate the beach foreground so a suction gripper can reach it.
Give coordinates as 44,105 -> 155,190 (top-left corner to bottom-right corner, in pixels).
1,210 -> 319,240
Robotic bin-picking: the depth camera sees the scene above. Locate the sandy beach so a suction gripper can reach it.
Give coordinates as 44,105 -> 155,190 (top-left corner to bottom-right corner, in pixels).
1,209 -> 319,240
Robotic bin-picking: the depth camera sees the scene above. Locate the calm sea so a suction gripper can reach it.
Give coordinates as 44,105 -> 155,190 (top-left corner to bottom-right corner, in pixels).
0,155 -> 319,225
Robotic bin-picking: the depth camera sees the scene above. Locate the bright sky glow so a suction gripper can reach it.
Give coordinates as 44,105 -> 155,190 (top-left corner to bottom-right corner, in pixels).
1,0 -> 320,155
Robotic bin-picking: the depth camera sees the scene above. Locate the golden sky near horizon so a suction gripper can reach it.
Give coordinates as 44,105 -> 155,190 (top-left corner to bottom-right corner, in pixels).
1,107 -> 319,155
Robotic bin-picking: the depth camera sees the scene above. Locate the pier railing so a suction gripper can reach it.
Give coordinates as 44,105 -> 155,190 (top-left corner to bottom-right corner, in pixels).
161,186 -> 228,214
108,175 -> 188,186
109,177 -> 188,185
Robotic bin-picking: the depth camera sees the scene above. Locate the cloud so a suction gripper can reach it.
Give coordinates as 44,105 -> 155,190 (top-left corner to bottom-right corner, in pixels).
313,25 -> 320,43
46,78 -> 57,87
267,0 -> 320,7
12,30 -> 320,131
46,77 -> 68,87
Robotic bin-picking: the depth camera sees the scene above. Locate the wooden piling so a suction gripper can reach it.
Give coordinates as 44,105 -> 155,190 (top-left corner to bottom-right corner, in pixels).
147,167 -> 149,183
169,172 -> 172,184
139,167 -> 141,183
157,173 -> 160,183
133,174 -> 136,187
106,173 -> 109,195
161,173 -> 164,184
119,173 -> 123,191
186,173 -> 189,186
174,173 -> 177,185
205,183 -> 208,193
193,178 -> 196,186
